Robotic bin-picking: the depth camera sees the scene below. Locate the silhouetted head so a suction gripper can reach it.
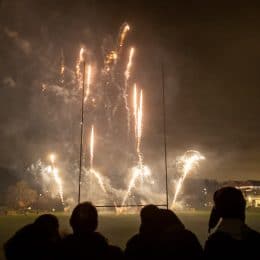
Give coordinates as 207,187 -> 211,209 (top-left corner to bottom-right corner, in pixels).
208,187 -> 246,233
70,202 -> 98,234
34,214 -> 59,230
34,214 -> 60,241
160,209 -> 185,231
139,204 -> 161,234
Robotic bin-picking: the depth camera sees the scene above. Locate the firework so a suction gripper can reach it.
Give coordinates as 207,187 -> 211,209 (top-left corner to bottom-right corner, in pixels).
84,65 -> 92,102
60,49 -> 65,83
39,23 -> 165,209
118,23 -> 130,49
136,89 -> 143,165
104,51 -> 118,71
90,125 -> 94,168
125,47 -> 135,81
121,88 -> 147,208
79,48 -> 84,62
76,47 -> 85,86
121,164 -> 151,208
49,153 -> 56,164
52,167 -> 64,204
172,150 -> 205,207
123,47 -> 135,134
89,168 -> 107,193
86,126 -> 108,197
48,153 -> 64,204
133,84 -> 137,136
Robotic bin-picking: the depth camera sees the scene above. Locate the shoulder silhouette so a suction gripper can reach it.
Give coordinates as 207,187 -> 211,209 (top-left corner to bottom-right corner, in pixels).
125,205 -> 162,259
4,214 -> 60,260
158,209 -> 203,259
125,205 -> 202,259
205,186 -> 260,259
59,201 -> 123,260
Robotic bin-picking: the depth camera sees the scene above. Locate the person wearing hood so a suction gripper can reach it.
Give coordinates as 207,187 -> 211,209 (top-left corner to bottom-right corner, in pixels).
159,209 -> 203,259
204,186 -> 260,259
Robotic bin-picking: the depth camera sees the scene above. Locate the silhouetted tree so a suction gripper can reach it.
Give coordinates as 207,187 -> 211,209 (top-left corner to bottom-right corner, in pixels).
6,181 -> 37,209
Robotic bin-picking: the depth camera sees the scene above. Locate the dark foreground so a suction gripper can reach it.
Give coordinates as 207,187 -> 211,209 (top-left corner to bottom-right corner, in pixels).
1,211 -> 260,260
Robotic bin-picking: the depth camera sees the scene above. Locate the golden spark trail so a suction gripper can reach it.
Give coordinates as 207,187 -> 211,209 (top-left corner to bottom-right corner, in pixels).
124,47 -> 135,134
172,151 -> 205,207
90,168 -> 107,193
90,125 -> 94,169
121,89 -> 145,208
119,23 -> 130,48
125,47 -> 135,81
48,153 -> 64,205
121,168 -> 140,208
104,51 -> 118,72
79,47 -> 84,62
136,89 -> 143,164
76,47 -> 85,86
85,65 -> 92,102
136,90 -> 144,183
53,168 -> 64,204
87,126 -> 108,196
60,50 -> 65,83
133,84 -> 137,136
121,165 -> 151,209
49,153 -> 56,165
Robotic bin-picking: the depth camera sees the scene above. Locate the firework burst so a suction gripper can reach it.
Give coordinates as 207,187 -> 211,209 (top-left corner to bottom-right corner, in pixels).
172,150 -> 205,208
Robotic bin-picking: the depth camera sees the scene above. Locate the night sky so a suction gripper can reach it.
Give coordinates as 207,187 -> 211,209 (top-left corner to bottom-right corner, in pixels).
0,0 -> 260,181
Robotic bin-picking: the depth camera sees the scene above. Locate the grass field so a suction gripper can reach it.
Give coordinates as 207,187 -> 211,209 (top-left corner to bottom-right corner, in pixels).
0,211 -> 260,260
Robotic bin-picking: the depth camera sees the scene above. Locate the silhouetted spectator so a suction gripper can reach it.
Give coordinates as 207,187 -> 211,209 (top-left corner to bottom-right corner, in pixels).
4,214 -> 60,260
159,209 -> 203,259
125,204 -> 162,259
59,201 -> 123,259
204,186 -> 260,259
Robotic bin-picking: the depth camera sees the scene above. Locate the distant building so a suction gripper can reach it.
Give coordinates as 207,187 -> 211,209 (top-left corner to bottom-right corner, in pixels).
224,180 -> 260,208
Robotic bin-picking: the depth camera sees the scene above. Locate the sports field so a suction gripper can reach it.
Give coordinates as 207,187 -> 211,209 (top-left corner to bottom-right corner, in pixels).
0,211 -> 260,260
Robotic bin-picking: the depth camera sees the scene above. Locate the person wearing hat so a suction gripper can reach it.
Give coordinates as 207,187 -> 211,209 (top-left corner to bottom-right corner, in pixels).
204,187 -> 260,259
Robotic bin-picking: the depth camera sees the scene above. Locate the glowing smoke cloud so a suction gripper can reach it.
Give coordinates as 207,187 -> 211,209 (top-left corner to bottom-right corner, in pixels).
172,150 -> 205,208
